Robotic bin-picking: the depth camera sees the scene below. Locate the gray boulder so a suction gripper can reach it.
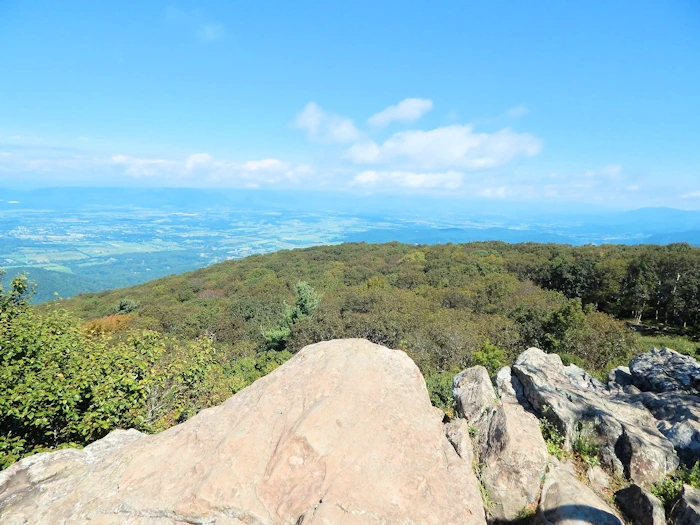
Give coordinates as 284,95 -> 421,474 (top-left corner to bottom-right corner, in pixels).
454,366 -> 548,521
670,484 -> 700,525
630,347 -> 700,395
453,365 -> 497,424
608,365 -> 634,387
587,465 -> 610,490
513,348 -> 679,485
535,459 -> 623,525
444,417 -> 474,466
615,483 -> 666,525
631,391 -> 700,466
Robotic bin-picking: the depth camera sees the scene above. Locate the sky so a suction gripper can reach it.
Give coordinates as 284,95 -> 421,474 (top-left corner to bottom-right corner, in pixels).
1,1 -> 699,209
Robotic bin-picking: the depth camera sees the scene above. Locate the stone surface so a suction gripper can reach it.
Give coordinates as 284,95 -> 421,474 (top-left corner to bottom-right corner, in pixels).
614,483 -> 666,525
607,366 -> 634,387
586,465 -> 610,490
631,391 -> 700,467
480,399 -> 549,521
453,365 -> 497,424
513,347 -> 679,485
535,460 -> 623,525
670,484 -> 700,525
444,417 -> 475,466
456,366 -> 548,522
630,347 -> 700,395
0,339 -> 486,525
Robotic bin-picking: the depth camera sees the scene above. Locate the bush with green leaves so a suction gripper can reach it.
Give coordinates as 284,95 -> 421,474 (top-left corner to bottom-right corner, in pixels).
114,298 -> 140,314
0,273 -> 290,468
573,426 -> 600,466
263,281 -> 321,351
651,461 -> 700,507
540,415 -> 566,459
425,371 -> 457,416
472,340 -> 506,375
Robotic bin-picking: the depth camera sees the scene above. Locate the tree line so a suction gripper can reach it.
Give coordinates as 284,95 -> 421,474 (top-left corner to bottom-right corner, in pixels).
3,241 -> 699,468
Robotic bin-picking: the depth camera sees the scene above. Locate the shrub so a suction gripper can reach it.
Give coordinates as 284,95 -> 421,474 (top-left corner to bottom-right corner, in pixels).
573,429 -> 600,466
540,416 -> 566,459
425,371 -> 457,416
114,298 -> 139,314
472,340 -> 506,375
83,314 -> 132,334
651,461 -> 700,507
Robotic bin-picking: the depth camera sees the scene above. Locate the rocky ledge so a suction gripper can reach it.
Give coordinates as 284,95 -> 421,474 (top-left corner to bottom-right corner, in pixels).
2,340 -> 700,524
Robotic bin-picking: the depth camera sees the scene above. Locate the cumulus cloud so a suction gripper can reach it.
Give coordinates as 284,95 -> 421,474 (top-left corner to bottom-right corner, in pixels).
293,102 -> 360,144
346,125 -> 542,170
367,98 -> 433,128
351,170 -> 463,190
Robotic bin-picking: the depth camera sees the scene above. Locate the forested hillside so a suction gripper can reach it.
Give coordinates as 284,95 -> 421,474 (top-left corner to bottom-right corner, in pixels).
3,241 -> 700,468
62,241 -> 700,353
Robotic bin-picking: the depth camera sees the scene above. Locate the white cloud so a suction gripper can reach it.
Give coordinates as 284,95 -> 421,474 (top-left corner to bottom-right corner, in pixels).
106,153 -> 312,186
185,153 -> 213,170
346,125 -> 542,170
110,155 -> 176,177
351,170 -> 463,190
480,186 -> 508,198
368,98 -> 433,128
241,158 -> 289,172
293,102 -> 360,144
506,105 -> 529,118
682,191 -> 700,199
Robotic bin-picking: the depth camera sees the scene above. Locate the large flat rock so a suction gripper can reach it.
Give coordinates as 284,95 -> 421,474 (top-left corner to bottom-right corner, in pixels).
0,339 -> 486,524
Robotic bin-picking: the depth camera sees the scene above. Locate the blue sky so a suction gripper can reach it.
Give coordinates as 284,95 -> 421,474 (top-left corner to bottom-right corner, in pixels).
1,1 -> 699,208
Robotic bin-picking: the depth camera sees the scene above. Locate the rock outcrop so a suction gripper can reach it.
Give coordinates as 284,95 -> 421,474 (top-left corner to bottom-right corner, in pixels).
513,348 -> 679,485
629,348 -> 700,395
614,483 -> 666,525
4,339 -> 700,524
670,485 -> 700,525
453,366 -> 497,424
629,391 -> 700,467
453,366 -> 548,521
535,459 -> 623,525
0,339 -> 486,525
612,348 -> 700,467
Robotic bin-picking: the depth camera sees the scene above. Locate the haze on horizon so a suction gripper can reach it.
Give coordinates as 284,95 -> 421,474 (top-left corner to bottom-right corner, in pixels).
1,1 -> 699,210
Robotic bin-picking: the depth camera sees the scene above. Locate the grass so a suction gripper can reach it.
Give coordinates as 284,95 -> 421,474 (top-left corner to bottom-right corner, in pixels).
540,416 -> 566,460
638,334 -> 700,359
573,428 -> 600,467
513,504 -> 538,524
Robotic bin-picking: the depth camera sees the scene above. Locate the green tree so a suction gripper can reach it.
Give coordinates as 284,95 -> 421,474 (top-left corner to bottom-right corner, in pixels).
264,281 -> 321,351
